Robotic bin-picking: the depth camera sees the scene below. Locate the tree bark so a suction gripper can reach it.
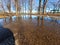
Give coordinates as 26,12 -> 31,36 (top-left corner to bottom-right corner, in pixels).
38,0 -> 41,14
15,0 -> 18,16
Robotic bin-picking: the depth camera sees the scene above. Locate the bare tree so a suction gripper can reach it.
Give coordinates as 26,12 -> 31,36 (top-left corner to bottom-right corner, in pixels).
57,0 -> 60,12
15,0 -> 18,16
7,0 -> 11,13
18,0 -> 21,14
29,0 -> 33,14
28,0 -> 33,18
50,2 -> 58,13
37,0 -> 42,25
21,0 -> 25,14
38,0 -> 42,14
0,0 -> 5,13
24,0 -> 27,14
43,0 -> 48,14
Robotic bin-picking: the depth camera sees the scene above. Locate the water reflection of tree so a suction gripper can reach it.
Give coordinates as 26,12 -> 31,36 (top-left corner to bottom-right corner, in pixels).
37,16 -> 44,30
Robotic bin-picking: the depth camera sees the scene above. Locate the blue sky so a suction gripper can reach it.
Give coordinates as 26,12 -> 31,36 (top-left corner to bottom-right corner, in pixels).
0,0 -> 59,12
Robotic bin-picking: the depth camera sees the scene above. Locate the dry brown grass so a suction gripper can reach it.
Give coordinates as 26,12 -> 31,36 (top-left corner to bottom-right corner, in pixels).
4,17 -> 60,45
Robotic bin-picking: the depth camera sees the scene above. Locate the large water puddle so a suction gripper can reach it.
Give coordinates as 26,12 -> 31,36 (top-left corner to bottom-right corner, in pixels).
0,15 -> 60,27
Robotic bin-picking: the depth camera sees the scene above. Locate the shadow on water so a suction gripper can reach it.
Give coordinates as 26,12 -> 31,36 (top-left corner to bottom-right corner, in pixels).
0,26 -> 15,45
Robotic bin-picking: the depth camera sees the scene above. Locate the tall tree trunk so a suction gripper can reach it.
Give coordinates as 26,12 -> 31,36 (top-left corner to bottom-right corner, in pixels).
43,0 -> 48,14
37,0 -> 42,25
43,0 -> 45,14
9,1 -> 11,13
22,0 -> 24,15
15,0 -> 18,16
29,0 -> 33,18
25,2 -> 26,15
38,0 -> 41,14
24,1 -> 26,18
7,0 -> 11,13
1,0 -> 5,16
30,0 -> 32,14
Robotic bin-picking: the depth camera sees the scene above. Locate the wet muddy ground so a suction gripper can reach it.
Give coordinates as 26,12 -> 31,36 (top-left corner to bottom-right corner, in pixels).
0,16 -> 60,45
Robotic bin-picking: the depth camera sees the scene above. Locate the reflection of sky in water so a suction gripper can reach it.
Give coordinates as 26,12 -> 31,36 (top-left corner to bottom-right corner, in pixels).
5,17 -> 10,23
32,15 -> 37,18
44,17 -> 60,24
0,15 -> 60,27
21,15 -> 37,18
0,18 -> 4,27
57,20 -> 60,24
12,16 -> 17,22
44,17 -> 53,21
23,15 -> 60,24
